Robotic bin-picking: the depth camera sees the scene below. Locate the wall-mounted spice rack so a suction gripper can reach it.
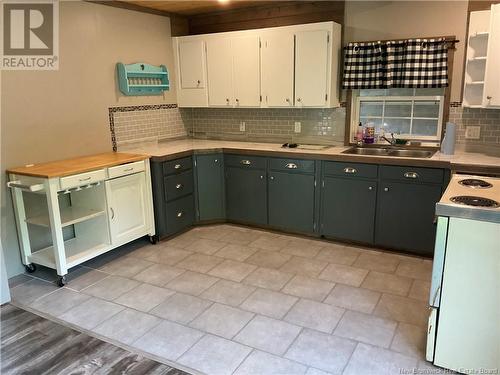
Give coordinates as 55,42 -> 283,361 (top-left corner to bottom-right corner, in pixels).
117,62 -> 169,96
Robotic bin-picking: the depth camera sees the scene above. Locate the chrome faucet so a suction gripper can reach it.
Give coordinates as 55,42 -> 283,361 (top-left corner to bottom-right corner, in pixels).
381,132 -> 397,146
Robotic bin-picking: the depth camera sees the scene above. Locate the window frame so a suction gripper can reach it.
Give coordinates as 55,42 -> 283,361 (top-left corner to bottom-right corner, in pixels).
350,90 -> 445,142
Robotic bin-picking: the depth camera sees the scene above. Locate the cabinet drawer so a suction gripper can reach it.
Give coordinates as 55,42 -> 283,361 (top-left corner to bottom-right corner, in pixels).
108,161 -> 145,179
164,171 -> 193,202
166,195 -> 194,235
224,154 -> 267,169
269,158 -> 315,173
323,161 -> 378,179
163,157 -> 192,176
380,165 -> 444,184
60,169 -> 106,189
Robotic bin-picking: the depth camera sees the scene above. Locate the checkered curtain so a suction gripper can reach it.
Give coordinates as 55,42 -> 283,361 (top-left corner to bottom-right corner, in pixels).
342,38 -> 449,89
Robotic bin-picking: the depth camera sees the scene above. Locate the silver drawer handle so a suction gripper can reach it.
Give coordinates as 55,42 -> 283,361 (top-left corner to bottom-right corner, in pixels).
177,211 -> 184,218
123,167 -> 134,172
174,164 -> 182,169
285,163 -> 298,169
240,160 -> 251,165
110,207 -> 115,219
79,176 -> 92,181
368,186 -> 373,191
384,187 -> 389,192
404,172 -> 419,179
343,167 -> 357,174
176,183 -> 183,189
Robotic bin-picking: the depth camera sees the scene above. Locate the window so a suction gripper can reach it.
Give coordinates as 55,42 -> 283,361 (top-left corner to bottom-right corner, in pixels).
351,88 -> 445,141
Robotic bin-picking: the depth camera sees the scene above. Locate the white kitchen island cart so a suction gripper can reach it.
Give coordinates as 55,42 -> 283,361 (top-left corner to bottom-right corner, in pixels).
7,152 -> 156,286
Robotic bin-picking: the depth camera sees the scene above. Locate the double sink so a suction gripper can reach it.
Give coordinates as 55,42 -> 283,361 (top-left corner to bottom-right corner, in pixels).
342,147 -> 436,159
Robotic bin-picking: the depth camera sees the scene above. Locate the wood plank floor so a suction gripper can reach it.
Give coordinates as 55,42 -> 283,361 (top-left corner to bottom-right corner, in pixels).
0,304 -> 191,375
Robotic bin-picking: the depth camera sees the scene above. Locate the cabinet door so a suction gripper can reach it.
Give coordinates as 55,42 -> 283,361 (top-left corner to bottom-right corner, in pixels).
295,30 -> 329,107
322,177 -> 376,243
268,172 -> 315,233
375,182 -> 442,255
232,36 -> 261,107
196,154 -> 225,220
484,4 -> 500,107
226,167 -> 267,225
106,173 -> 149,245
206,38 -> 233,107
261,33 -> 294,107
178,40 -> 206,89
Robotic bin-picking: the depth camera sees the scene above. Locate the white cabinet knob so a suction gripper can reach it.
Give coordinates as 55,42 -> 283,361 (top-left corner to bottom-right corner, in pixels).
368,186 -> 373,191
384,187 -> 389,192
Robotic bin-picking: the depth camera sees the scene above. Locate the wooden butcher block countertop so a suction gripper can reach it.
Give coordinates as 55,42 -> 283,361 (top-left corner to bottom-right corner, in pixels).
7,152 -> 149,178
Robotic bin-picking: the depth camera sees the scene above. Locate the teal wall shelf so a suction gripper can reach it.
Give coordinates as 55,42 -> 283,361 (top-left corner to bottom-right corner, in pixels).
117,62 -> 169,96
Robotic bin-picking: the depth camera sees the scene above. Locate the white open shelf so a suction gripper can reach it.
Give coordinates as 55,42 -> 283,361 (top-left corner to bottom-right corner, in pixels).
26,206 -> 106,228
29,237 -> 111,269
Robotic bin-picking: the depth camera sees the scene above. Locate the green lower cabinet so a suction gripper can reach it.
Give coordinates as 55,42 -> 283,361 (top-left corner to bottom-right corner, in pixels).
321,177 -> 377,243
375,181 -> 442,255
268,171 -> 315,233
196,154 -> 225,221
225,166 -> 267,225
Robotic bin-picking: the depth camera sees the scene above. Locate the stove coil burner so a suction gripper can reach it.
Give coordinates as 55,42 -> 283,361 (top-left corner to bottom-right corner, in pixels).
458,178 -> 493,188
450,195 -> 499,208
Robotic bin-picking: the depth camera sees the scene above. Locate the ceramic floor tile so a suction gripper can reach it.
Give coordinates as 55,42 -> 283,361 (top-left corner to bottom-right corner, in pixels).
282,275 -> 335,302
280,239 -> 324,259
127,244 -> 159,260
361,271 -> 413,296
81,276 -> 140,301
240,289 -> 298,319
165,271 -> 219,296
285,329 -> 357,374
94,308 -> 161,345
246,250 -> 292,269
220,230 -> 258,246
133,264 -> 185,287
284,299 -> 344,333
190,303 -> 254,339
208,260 -> 257,282
395,261 -> 433,281
10,279 -> 59,305
234,350 -> 307,375
305,368 -> 333,375
98,256 -> 154,278
150,292 -> 212,324
242,267 -> 294,291
145,246 -> 193,265
390,323 -> 427,359
280,257 -> 328,278
60,297 -> 125,330
31,288 -> 91,317
185,238 -> 227,255
176,253 -> 223,273
234,315 -> 302,356
324,284 -> 381,314
408,279 -> 431,302
191,225 -> 233,241
318,263 -> 369,287
114,283 -> 175,312
353,253 -> 400,274
200,279 -> 256,306
178,334 -> 252,375
315,245 -> 360,266
7,274 -> 32,289
215,244 -> 258,262
65,268 -> 109,291
373,294 -> 429,327
334,310 -> 397,348
249,235 -> 290,251
132,319 -> 204,361
343,343 -> 418,375
164,232 -> 199,249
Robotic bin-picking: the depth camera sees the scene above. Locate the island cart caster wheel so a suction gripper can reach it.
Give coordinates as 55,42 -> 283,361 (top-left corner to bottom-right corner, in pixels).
25,264 -> 36,273
149,235 -> 158,245
57,276 -> 67,287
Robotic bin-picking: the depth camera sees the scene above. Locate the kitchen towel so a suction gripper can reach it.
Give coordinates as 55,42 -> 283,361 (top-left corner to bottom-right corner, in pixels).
440,122 -> 456,155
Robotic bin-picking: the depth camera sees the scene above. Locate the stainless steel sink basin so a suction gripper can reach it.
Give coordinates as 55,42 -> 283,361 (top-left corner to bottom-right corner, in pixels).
342,147 -> 435,158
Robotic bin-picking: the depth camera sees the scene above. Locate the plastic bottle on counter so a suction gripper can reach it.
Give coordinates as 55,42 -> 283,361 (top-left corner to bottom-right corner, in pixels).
363,121 -> 375,144
356,122 -> 364,143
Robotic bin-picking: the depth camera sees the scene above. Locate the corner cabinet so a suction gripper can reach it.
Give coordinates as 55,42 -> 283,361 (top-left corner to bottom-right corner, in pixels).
173,21 -> 341,108
195,153 -> 225,221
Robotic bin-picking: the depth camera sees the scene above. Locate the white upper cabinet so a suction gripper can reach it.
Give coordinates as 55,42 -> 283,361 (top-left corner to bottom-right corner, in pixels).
206,38 -> 234,107
483,4 -> 500,107
295,30 -> 329,107
261,32 -> 294,107
175,39 -> 208,107
232,35 -> 261,107
173,21 -> 341,108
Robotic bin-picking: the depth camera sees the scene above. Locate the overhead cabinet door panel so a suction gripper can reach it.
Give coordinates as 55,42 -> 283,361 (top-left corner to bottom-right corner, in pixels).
295,30 -> 329,107
206,38 -> 233,107
484,4 -> 500,107
262,33 -> 295,107
178,40 -> 206,89
232,36 -> 261,107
